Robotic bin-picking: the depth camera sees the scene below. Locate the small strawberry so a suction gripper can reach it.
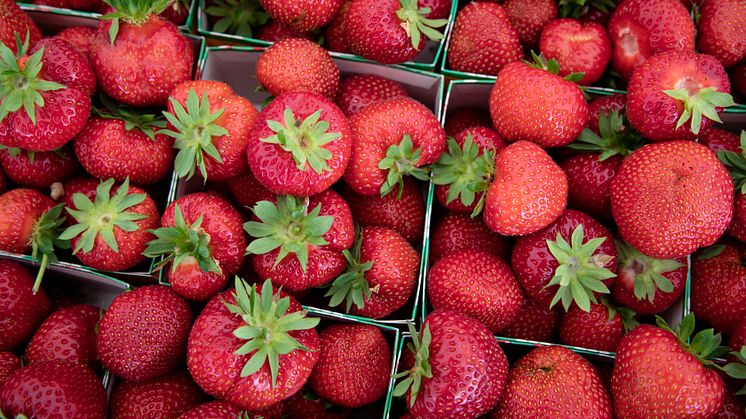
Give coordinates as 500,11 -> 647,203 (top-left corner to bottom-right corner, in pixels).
180,400 -> 286,419
559,300 -> 632,352
430,212 -> 511,261
0,0 -> 41,53
256,20 -> 313,43
692,241 -> 746,334
587,93 -> 626,134
25,304 -> 100,368
502,0 -> 558,49
0,146 -> 79,189
227,170 -> 275,210
703,127 -> 741,154
0,351 -> 20,388
256,38 -> 339,99
285,391 -> 350,418
730,318 -> 746,351
443,107 -> 491,137
96,285 -> 193,381
697,0 -> 745,69
110,371 -> 206,418
335,74 -> 408,116
260,0 -> 343,32
499,298 -> 560,342
539,18 -> 611,85
204,0 -> 268,38
324,0 -> 353,53
325,226 -> 419,319
53,26 -> 97,61
0,260 -> 50,351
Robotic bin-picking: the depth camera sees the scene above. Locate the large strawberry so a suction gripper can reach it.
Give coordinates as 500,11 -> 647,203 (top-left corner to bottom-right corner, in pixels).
697,0 -> 745,69
0,351 -> 20,388
187,278 -> 320,410
502,0 -> 558,49
692,241 -> 746,334
500,298 -> 560,342
539,18 -> 611,85
345,0 -> 448,64
0,260 -> 50,351
24,304 -> 100,368
0,37 -> 94,151
325,226 -> 419,319
490,55 -> 589,148
611,141 -> 733,259
344,97 -> 445,197
335,74 -> 408,116
91,0 -> 194,107
162,80 -> 259,182
607,0 -> 695,79
260,0 -> 343,32
393,310 -> 508,417
110,371 -> 206,418
247,91 -> 352,197
430,212 -> 511,261
446,1 -> 522,76
0,0 -> 41,53
245,191 -> 354,292
0,146 -> 79,189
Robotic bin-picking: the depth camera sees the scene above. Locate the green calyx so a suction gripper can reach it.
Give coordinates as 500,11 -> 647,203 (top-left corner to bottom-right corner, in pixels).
223,277 -> 320,389
102,0 -> 172,44
260,108 -> 341,174
600,296 -> 638,333
95,94 -> 166,140
30,204 -> 69,294
324,230 -> 375,312
244,196 -> 334,273
0,34 -> 65,126
616,240 -> 681,304
396,0 -> 448,50
567,109 -> 644,161
58,177 -> 147,255
431,134 -> 495,217
205,0 -> 268,37
526,51 -> 584,83
378,134 -> 430,198
725,346 -> 746,395
392,322 -> 433,407
544,225 -> 616,312
663,86 -> 734,135
717,130 -> 746,194
161,89 -> 229,181
143,203 -> 222,274
558,0 -> 616,18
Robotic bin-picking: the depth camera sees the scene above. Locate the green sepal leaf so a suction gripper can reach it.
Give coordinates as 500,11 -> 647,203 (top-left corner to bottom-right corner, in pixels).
395,0 -> 447,50
663,87 -> 734,135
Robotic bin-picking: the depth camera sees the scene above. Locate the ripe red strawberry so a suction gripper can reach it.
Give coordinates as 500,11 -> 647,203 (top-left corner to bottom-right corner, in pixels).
247,91 -> 352,197
256,20 -> 313,43
335,74 -> 408,116
697,0 -> 745,69
0,260 -> 50,351
344,98 -> 445,197
325,226 -> 419,319
180,400 -> 286,419
393,310 -> 508,417
443,107 -> 491,137
419,0 -> 451,19
310,324 -> 391,408
730,318 -> 746,351
512,209 -> 617,310
227,170 -> 275,210
91,3 -> 194,107
587,93 -> 626,134
53,27 -> 97,61
0,361 -> 107,418
494,345 -> 613,418
490,56 -> 589,148
25,304 -> 100,368
611,318 -> 726,418
611,240 -> 687,315
559,301 -> 627,352
96,285 -> 193,381
260,0 -> 343,32
256,38 -> 339,99
163,80 -> 259,182
430,212 -> 510,261
340,178 -> 425,244
0,351 -> 20,387
717,131 -> 746,242
285,391 -> 350,418
483,140 -> 568,236
428,249 -> 524,333
702,127 -> 741,154
446,1 -> 522,76
324,0 -> 353,53
0,37 -> 95,152
0,0 -> 41,53
607,0 -> 695,79
692,241 -> 746,334
0,146 -> 78,189
246,191 -> 354,292
539,18 -> 611,85
499,298 -> 560,342
611,141 -> 733,259
627,50 -> 734,141
187,278 -> 321,410
345,0 -> 448,64
110,371 -> 206,418
502,0 -> 557,48
159,0 -> 190,25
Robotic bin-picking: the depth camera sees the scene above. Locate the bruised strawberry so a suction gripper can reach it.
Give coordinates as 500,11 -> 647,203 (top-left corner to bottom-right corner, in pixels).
256,20 -> 313,43
499,298 -> 560,342
256,38 -> 339,99
0,260 -> 50,351
692,241 -> 746,334
0,146 -> 78,189
697,0 -> 745,69
0,0 -> 41,53
335,74 -> 408,116
502,0 -> 558,49
110,371 -> 206,418
25,304 -> 100,368
324,0 -> 353,53
430,212 -> 511,261
260,0 -> 343,32
0,351 -> 20,387
539,18 -> 611,85
443,107 -> 491,137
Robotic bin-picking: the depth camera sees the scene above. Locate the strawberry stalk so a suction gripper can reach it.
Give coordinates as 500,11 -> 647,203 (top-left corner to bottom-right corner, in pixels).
325,229 -> 375,312
396,0 -> 448,50
527,51 -> 585,83
205,0 -> 268,37
567,109 -> 644,160
378,134 -> 430,198
662,87 -> 734,135
29,204 -> 69,294
101,0 -> 173,44
717,130 -> 746,194
95,94 -> 167,140
392,322 -> 433,407
615,240 -> 682,304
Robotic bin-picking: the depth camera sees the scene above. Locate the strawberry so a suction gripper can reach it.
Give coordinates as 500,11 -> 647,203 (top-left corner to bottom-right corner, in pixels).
25,304 -> 100,368
0,146 -> 79,189
559,300 -> 629,351
180,400 -> 286,419
430,212 -> 511,261
692,241 -> 746,334
324,0 -> 353,53
310,324 -> 391,408
335,74 -> 408,117
539,18 -> 611,85
344,0 -> 448,64
419,0 -> 451,19
245,191 -> 354,292
260,0 -> 343,32
587,93 -> 626,134
144,192 -> 247,301
256,20 -> 313,43
443,107 -> 491,137
607,0 -> 695,80
53,28 -> 97,62
96,285 -> 193,381
256,38 -> 339,99
393,310 -> 508,417
0,351 -> 20,387
0,260 -> 50,351
502,0 -> 557,48
110,371 -> 206,418
483,140 -> 568,236
627,50 -> 734,141
718,131 -> 746,242
730,318 -> 746,351
611,141 -> 733,259
91,0 -> 194,107
285,391 -> 350,418
732,63 -> 746,101
490,55 -> 589,148
611,240 -> 687,315
159,0 -> 190,25
0,361 -> 107,418
446,1 -> 522,76
163,81 -> 259,182
697,0 -> 746,69
0,37 -> 94,152
340,178 -> 425,244
204,0 -> 269,38
247,91 -> 352,197
227,170 -> 275,210
325,226 -> 419,319
494,345 -> 613,418
499,298 -> 560,342
511,209 -> 617,310
0,0 -> 41,53
715,391 -> 746,419
428,249 -> 524,333
187,278 -> 321,410
344,97 -> 445,197
703,127 -> 741,154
